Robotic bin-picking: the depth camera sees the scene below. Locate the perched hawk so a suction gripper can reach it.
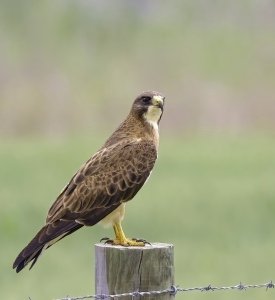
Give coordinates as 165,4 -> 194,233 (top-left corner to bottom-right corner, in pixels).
13,91 -> 165,273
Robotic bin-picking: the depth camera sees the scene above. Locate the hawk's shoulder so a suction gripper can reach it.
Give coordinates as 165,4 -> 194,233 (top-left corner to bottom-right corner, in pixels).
46,138 -> 157,223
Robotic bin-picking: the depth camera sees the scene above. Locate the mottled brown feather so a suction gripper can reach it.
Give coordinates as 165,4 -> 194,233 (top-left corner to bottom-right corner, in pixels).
13,90 -> 164,273
47,139 -> 157,223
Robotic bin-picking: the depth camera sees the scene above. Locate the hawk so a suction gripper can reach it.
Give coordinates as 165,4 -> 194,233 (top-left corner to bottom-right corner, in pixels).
13,91 -> 165,273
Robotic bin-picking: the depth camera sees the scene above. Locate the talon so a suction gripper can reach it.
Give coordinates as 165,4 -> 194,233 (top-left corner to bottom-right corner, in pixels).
100,237 -> 114,244
100,237 -> 110,242
113,238 -> 145,247
101,222 -> 148,247
104,239 -> 114,245
132,238 -> 151,245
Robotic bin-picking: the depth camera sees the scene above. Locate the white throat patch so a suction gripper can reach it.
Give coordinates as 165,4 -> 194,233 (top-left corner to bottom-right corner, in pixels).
143,106 -> 162,131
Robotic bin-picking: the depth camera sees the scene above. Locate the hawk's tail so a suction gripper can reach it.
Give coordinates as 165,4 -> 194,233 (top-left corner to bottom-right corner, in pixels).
13,220 -> 83,273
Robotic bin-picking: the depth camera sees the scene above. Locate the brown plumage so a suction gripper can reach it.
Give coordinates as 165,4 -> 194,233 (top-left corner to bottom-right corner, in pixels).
13,91 -> 165,273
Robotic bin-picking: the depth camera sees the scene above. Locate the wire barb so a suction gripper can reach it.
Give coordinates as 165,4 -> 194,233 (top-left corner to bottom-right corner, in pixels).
201,284 -> 214,292
169,285 -> 178,295
266,281 -> 274,290
237,282 -> 246,291
56,280 -> 275,300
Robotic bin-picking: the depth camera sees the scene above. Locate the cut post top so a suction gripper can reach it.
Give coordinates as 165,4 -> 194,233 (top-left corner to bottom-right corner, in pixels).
95,242 -> 173,250
95,242 -> 175,300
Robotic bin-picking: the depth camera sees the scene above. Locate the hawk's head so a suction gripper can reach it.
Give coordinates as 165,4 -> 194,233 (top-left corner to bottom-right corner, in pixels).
132,91 -> 165,125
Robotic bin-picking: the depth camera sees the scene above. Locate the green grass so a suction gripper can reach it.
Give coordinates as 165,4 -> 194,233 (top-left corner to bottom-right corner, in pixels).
1,134 -> 275,300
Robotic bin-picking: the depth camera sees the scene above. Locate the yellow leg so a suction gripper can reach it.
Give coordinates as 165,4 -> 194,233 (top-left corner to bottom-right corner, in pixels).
112,222 -> 145,246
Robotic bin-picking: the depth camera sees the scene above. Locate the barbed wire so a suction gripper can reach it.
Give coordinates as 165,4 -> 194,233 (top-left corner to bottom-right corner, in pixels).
56,280 -> 274,300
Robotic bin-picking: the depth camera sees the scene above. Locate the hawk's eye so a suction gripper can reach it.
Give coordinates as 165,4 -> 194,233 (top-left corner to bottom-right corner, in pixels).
141,96 -> 151,104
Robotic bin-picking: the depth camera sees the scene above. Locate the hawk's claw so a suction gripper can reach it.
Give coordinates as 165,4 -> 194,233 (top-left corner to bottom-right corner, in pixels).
132,238 -> 151,245
99,237 -> 148,246
100,237 -> 113,244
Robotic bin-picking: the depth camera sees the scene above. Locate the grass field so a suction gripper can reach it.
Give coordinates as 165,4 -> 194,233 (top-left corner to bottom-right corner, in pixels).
1,134 -> 275,300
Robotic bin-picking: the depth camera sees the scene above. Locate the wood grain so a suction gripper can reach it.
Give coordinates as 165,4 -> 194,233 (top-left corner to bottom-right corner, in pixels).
95,243 -> 174,300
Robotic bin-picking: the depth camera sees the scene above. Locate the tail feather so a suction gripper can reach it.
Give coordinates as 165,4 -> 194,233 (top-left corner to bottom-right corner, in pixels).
13,220 -> 83,273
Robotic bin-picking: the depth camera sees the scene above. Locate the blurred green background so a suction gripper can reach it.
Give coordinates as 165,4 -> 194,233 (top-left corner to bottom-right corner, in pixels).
1,1 -> 275,299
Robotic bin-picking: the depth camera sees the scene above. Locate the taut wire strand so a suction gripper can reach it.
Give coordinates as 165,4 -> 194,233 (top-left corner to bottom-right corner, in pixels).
56,280 -> 274,300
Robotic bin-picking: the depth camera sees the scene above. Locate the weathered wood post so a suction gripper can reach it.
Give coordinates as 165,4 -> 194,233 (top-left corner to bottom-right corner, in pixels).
95,243 -> 174,300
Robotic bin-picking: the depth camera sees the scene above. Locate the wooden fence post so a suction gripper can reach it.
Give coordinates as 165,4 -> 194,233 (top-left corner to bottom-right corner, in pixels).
95,243 -> 174,300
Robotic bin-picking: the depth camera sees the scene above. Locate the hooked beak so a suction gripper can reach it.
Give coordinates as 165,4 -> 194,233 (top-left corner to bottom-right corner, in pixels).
152,95 -> 165,109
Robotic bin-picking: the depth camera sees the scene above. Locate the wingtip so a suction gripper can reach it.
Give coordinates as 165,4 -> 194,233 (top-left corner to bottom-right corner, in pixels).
12,258 -> 20,271
13,258 -> 25,273
13,262 -> 22,273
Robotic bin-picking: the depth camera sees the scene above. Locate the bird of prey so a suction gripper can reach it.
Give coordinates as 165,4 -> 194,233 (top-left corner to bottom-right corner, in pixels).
13,91 -> 165,273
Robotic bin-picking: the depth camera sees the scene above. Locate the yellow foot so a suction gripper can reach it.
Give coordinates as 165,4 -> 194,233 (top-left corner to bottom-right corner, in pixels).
113,237 -> 145,247
101,237 -> 147,246
103,222 -> 150,247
